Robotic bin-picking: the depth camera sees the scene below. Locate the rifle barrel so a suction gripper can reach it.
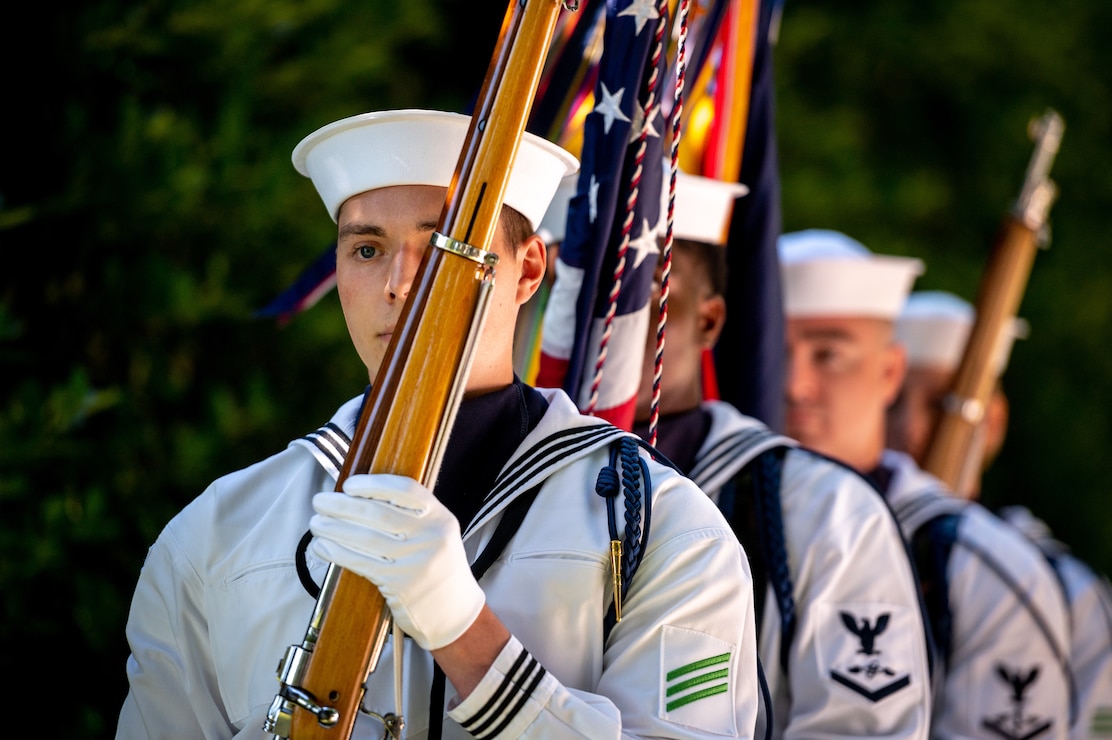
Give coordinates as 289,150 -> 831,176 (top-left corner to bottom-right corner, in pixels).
921,109 -> 1064,494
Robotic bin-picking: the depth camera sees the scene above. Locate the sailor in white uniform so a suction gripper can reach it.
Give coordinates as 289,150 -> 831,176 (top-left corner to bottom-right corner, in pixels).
628,171 -> 931,738
779,230 -> 1073,739
890,289 -> 1112,738
116,110 -> 762,739
1000,506 -> 1112,739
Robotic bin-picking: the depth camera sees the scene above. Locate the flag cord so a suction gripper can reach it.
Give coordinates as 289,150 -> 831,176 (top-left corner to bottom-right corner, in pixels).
647,0 -> 692,446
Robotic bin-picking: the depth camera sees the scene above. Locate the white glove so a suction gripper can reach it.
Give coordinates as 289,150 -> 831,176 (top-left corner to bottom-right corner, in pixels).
309,473 -> 486,651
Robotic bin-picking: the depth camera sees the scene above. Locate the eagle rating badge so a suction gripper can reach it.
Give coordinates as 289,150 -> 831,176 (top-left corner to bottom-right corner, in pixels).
816,603 -> 918,703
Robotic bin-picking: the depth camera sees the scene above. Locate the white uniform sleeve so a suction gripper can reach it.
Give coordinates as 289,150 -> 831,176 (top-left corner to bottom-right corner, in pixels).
774,456 -> 931,739
1058,556 -> 1112,739
116,528 -> 229,739
448,635 -> 623,738
448,473 -> 761,739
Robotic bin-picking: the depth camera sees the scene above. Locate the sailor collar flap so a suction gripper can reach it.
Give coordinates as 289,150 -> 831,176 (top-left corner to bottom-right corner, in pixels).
880,449 -> 969,534
290,388 -> 630,538
687,401 -> 797,494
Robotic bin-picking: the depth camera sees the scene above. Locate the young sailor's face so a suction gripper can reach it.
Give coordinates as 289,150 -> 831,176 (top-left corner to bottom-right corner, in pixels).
334,184 -> 528,389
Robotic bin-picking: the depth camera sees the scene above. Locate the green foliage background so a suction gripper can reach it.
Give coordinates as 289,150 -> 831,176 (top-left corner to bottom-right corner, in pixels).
1,0 -> 1108,736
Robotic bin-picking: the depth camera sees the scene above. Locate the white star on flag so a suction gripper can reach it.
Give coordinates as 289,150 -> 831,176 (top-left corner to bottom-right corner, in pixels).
629,216 -> 661,270
617,0 -> 659,35
594,82 -> 631,134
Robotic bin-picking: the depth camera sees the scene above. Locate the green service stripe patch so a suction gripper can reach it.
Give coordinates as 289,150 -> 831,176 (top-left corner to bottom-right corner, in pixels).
665,653 -> 731,712
666,668 -> 729,697
666,682 -> 729,711
666,652 -> 731,681
1091,707 -> 1112,736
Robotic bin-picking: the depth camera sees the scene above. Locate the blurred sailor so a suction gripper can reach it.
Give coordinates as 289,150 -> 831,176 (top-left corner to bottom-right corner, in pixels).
890,289 -> 1112,738
780,230 -> 1073,739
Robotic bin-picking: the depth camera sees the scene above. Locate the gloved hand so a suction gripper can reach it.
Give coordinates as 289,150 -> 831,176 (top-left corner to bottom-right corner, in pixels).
309,473 -> 486,651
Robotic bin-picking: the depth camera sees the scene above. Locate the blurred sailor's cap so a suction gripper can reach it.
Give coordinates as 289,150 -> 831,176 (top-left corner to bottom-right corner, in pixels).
668,168 -> 749,246
778,229 -> 924,320
293,109 -> 580,229
896,290 -> 1028,375
536,172 -> 580,245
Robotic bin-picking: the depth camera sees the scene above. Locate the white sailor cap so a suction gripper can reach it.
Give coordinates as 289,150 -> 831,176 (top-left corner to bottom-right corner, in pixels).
777,229 -> 925,320
669,169 -> 749,246
896,290 -> 1028,375
536,172 -> 580,245
292,109 -> 580,229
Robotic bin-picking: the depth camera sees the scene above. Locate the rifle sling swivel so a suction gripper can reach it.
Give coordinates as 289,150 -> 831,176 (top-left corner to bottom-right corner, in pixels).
430,232 -> 498,267
942,393 -> 985,425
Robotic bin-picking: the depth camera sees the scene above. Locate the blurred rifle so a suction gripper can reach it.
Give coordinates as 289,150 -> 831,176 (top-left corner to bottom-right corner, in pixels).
922,109 -> 1064,496
262,1 -> 575,737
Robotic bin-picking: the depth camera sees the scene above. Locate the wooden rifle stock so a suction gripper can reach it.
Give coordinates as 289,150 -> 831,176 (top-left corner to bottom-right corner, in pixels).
264,1 -> 572,737
921,110 -> 1064,495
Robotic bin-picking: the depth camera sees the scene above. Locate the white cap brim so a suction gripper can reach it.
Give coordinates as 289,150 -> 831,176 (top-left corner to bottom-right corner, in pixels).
669,168 -> 749,246
292,109 -> 580,229
778,229 -> 924,319
537,172 -> 580,244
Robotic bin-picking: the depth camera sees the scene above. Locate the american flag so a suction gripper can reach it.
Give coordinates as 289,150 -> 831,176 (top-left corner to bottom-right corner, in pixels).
534,0 -> 669,431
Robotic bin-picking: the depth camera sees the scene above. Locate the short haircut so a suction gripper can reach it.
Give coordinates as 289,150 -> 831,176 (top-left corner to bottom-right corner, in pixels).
674,237 -> 728,297
501,205 -> 532,254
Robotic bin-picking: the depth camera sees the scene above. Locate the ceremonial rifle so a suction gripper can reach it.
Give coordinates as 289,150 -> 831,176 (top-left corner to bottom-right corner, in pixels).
263,1 -> 577,737
921,109 -> 1064,496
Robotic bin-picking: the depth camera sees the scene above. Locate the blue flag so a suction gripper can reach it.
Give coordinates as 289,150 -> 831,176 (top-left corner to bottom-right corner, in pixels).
713,0 -> 785,431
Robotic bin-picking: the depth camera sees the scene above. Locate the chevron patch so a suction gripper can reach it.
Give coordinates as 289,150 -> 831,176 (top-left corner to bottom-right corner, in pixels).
666,653 -> 731,710
1090,706 -> 1112,737
980,662 -> 1053,740
817,602 -> 919,705
660,626 -> 737,735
